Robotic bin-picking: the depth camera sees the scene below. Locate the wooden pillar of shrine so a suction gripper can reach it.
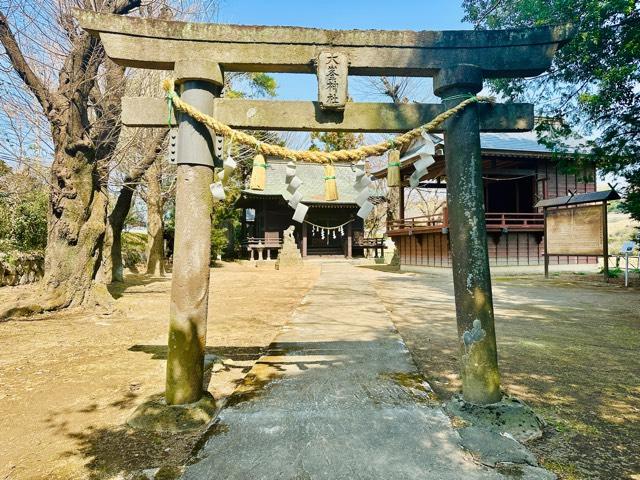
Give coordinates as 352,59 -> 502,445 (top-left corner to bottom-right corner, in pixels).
302,222 -> 308,257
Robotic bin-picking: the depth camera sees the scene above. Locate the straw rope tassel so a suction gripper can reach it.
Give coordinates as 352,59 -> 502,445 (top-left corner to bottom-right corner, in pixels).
387,149 -> 401,187
250,154 -> 267,190
324,164 -> 338,201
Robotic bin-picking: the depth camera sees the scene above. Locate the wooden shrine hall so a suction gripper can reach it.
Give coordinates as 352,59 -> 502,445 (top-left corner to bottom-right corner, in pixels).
375,132 -> 599,269
237,158 -> 384,259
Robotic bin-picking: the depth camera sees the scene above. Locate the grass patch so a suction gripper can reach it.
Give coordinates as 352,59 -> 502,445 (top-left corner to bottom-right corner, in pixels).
541,460 -> 581,480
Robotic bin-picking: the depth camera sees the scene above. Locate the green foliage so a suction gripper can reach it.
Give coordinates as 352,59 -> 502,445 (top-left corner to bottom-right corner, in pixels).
600,266 -> 623,278
211,169 -> 243,262
225,72 -> 278,99
121,232 -> 147,269
0,162 -> 48,252
248,73 -> 277,97
608,199 -> 625,213
310,131 -> 365,151
9,192 -> 48,250
462,0 -> 640,218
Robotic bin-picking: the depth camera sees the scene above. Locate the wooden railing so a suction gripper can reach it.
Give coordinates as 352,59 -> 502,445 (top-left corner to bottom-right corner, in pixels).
387,213 -> 446,232
387,211 -> 544,234
244,237 -> 283,261
484,212 -> 544,230
245,237 -> 282,248
354,237 -> 386,248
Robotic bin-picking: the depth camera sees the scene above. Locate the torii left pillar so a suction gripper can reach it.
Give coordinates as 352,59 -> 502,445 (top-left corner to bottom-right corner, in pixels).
165,61 -> 222,405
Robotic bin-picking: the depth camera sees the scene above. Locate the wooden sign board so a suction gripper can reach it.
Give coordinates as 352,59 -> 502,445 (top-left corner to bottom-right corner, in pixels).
546,205 -> 604,255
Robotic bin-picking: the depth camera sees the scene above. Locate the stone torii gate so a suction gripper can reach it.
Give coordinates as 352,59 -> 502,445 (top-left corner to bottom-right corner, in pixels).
76,10 -> 572,410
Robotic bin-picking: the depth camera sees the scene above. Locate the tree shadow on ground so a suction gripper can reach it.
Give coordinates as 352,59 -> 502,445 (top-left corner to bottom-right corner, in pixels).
54,338 -> 398,480
372,271 -> 640,480
46,344 -> 268,479
357,264 -> 407,274
107,273 -> 171,299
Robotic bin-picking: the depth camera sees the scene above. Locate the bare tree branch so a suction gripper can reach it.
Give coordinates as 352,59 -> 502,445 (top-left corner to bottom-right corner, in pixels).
0,10 -> 57,119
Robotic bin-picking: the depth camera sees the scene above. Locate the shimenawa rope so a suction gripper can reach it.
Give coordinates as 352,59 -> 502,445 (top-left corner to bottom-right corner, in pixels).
162,78 -> 492,163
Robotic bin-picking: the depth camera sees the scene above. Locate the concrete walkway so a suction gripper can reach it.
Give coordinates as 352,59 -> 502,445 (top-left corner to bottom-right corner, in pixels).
182,263 -> 506,479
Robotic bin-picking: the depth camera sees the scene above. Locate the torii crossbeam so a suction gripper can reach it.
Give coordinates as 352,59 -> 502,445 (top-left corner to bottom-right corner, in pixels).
76,10 -> 573,410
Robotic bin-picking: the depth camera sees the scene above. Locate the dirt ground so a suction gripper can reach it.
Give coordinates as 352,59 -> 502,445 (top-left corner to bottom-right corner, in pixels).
2,261 -> 639,480
0,262 -> 320,480
369,267 -> 640,480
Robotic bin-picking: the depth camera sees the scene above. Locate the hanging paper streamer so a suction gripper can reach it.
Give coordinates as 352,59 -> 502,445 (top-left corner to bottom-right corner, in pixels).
304,219 -> 353,238
292,202 -> 309,223
284,160 -> 308,222
355,174 -> 372,191
409,155 -> 435,188
409,135 -> 436,188
354,160 -> 365,182
209,182 -> 226,201
223,155 -> 237,177
355,188 -> 370,207
324,164 -> 338,201
387,149 -> 401,187
285,161 -> 296,182
249,154 -> 267,190
357,201 -> 374,219
288,190 -> 303,209
287,175 -> 303,194
351,160 -> 374,220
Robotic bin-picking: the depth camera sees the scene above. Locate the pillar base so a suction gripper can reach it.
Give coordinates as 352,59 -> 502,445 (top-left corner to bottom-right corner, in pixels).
445,394 -> 544,443
127,392 -> 219,433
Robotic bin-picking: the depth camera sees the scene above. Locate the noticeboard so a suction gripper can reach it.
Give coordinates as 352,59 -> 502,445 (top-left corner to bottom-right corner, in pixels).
546,205 -> 604,255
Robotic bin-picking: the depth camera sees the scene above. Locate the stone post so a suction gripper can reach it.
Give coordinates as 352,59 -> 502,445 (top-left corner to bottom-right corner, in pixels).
434,65 -> 502,405
165,61 -> 222,405
302,222 -> 308,258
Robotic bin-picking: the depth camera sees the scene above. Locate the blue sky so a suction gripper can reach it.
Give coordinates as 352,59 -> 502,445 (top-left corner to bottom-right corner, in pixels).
216,1 -> 471,101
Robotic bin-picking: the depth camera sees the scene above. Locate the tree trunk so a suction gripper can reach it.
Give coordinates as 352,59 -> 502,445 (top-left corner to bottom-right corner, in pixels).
0,1 -> 145,320
145,158 -> 165,276
101,130 -> 167,283
44,146 -> 111,308
106,186 -> 136,283
1,146 -> 110,319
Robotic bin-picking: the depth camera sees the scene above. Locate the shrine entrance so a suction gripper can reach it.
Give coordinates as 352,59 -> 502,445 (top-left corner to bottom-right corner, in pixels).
77,10 -> 572,410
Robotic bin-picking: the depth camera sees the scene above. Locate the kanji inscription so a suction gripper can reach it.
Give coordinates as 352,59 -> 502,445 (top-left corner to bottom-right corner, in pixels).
317,52 -> 348,110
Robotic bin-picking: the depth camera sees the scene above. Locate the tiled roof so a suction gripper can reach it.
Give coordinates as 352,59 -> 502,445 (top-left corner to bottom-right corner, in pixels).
242,157 -> 360,205
480,132 -> 552,153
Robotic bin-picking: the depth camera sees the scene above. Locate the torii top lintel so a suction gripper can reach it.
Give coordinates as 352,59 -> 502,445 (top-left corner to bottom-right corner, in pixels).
75,10 -> 573,78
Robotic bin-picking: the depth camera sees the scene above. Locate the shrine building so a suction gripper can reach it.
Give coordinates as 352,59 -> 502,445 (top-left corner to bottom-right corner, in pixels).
237,158 -> 384,259
376,132 -> 599,269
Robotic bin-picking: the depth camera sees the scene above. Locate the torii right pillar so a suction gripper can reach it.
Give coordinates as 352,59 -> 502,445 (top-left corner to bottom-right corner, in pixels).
435,65 -> 501,405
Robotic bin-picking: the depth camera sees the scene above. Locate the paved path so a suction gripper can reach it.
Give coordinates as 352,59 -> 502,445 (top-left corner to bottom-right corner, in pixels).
183,263 -> 505,479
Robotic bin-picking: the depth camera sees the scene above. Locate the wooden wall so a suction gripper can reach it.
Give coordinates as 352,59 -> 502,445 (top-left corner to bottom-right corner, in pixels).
395,158 -> 599,268
536,160 -> 597,201
398,232 -> 597,267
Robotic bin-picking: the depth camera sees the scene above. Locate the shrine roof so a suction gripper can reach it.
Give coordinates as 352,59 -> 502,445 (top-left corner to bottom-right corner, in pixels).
535,189 -> 620,208
241,158 -> 360,205
371,131 -> 590,180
